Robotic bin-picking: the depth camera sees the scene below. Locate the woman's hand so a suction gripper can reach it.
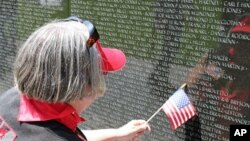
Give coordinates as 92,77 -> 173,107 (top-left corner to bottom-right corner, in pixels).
116,120 -> 151,141
82,120 -> 151,141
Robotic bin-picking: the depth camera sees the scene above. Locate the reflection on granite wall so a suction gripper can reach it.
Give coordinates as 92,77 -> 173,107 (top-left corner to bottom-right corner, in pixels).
1,0 -> 250,140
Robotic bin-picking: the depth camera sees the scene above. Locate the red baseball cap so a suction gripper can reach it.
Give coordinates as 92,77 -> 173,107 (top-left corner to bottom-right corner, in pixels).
231,16 -> 250,33
65,16 -> 127,72
96,40 -> 126,72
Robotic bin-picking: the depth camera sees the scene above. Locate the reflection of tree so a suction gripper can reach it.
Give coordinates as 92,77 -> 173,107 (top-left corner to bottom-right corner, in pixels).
0,0 -> 69,93
0,0 -> 17,93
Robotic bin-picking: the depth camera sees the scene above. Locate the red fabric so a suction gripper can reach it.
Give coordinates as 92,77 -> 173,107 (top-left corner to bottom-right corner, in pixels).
0,116 -> 17,141
0,128 -> 7,139
231,16 -> 250,33
96,40 -> 126,72
232,26 -> 250,33
18,95 -> 85,131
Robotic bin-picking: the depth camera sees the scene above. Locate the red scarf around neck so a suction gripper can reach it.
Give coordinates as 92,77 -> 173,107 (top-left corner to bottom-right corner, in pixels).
18,95 -> 85,131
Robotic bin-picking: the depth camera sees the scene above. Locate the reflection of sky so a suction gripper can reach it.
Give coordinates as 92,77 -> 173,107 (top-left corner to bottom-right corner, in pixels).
39,0 -> 62,6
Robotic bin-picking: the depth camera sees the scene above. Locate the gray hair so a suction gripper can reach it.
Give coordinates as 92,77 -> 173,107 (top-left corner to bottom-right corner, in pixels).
14,20 -> 106,102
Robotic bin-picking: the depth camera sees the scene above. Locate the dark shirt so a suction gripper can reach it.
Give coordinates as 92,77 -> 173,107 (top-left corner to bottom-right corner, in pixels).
0,87 -> 87,141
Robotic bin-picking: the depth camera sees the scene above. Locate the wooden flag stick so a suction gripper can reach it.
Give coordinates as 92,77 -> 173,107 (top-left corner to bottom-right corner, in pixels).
180,83 -> 187,89
146,105 -> 164,123
146,83 -> 187,123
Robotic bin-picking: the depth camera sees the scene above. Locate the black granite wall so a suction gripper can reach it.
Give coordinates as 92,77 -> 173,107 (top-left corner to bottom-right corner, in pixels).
1,0 -> 250,140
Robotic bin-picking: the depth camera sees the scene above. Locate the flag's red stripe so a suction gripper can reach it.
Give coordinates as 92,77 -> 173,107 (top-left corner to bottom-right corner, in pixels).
169,100 -> 184,128
186,104 -> 196,120
168,101 -> 181,129
176,109 -> 185,127
169,102 -> 182,129
184,105 -> 191,118
166,102 -> 178,129
178,105 -> 191,126
176,106 -> 187,124
187,104 -> 195,118
162,102 -> 176,129
180,108 -> 188,122
190,105 -> 196,116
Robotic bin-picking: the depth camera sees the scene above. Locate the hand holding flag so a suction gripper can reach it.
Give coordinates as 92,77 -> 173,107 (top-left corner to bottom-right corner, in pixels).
146,84 -> 197,130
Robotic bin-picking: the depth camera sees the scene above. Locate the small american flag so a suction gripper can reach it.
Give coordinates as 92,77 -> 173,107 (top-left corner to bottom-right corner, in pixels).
162,88 -> 196,130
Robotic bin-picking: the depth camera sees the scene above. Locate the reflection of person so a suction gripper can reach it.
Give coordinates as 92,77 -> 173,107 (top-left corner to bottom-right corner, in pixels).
186,15 -> 250,140
0,17 -> 150,141
188,15 -> 250,102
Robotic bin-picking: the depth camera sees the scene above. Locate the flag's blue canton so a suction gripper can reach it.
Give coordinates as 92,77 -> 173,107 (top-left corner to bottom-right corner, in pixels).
169,89 -> 190,109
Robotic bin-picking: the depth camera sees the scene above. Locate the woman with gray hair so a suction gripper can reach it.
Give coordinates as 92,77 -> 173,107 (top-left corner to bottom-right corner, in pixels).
0,17 -> 150,141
